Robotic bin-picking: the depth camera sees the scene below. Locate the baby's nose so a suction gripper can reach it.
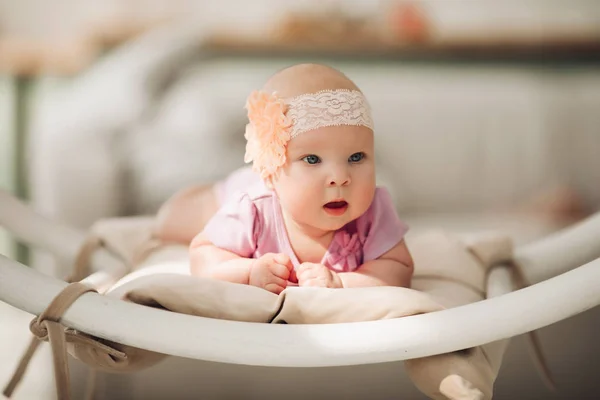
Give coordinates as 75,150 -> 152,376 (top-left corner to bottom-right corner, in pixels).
329,176 -> 350,186
327,165 -> 351,186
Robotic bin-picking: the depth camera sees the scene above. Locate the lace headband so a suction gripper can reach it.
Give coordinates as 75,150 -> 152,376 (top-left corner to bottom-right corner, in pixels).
243,89 -> 374,179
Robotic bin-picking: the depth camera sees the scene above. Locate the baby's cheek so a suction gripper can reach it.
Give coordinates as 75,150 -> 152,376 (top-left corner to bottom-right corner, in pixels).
351,186 -> 375,218
288,189 -> 320,222
287,195 -> 311,220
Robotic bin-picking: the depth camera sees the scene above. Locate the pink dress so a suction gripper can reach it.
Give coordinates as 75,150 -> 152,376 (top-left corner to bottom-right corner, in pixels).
204,167 -> 409,272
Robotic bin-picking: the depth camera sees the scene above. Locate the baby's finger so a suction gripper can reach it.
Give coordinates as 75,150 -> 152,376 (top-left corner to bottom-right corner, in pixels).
268,274 -> 288,289
269,262 -> 291,280
295,264 -> 307,278
296,266 -> 314,283
300,278 -> 326,288
274,254 -> 293,271
296,262 -> 317,275
288,268 -> 298,284
297,270 -> 324,287
264,282 -> 286,295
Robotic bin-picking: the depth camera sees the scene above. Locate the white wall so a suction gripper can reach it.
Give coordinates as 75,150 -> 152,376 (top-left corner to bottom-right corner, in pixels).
1,0 -> 599,42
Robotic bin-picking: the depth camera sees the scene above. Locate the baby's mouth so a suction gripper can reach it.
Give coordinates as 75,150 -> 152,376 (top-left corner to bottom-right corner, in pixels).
323,200 -> 348,216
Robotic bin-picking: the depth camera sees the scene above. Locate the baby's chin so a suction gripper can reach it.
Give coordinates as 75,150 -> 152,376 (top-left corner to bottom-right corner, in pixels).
290,205 -> 367,232
317,208 -> 364,231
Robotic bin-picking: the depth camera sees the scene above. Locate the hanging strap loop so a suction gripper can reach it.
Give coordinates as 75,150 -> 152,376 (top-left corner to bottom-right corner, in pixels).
3,283 -> 96,400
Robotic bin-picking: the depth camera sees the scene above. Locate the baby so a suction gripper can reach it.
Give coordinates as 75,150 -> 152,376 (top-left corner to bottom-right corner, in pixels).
155,63 -> 414,294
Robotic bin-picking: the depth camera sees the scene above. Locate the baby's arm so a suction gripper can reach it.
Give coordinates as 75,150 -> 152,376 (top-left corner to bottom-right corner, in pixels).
337,240 -> 414,288
190,233 -> 295,294
190,233 -> 254,284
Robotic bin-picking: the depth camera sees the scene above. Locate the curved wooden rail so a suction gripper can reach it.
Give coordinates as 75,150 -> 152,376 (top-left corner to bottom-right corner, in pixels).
0,254 -> 598,367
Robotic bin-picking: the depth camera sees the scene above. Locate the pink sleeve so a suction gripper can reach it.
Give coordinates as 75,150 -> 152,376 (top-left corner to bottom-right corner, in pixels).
359,187 -> 409,262
201,193 -> 260,258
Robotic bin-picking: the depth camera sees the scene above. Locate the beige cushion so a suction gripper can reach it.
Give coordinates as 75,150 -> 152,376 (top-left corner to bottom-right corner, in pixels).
66,217 -> 513,399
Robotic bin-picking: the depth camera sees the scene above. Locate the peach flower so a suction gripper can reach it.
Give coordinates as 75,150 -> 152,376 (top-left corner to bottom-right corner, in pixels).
243,91 -> 292,180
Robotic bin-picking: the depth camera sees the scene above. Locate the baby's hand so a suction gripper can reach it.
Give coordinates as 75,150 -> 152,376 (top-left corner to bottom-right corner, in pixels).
297,263 -> 343,288
249,253 -> 294,294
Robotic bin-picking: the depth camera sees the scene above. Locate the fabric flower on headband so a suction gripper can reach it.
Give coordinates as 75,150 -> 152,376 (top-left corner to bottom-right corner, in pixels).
243,91 -> 292,180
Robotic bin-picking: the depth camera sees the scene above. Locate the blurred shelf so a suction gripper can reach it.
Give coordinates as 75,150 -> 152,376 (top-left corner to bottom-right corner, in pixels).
0,18 -> 167,77
203,36 -> 600,66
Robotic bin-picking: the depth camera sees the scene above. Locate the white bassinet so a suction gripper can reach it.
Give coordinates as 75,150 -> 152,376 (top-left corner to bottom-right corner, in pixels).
1,189 -> 600,400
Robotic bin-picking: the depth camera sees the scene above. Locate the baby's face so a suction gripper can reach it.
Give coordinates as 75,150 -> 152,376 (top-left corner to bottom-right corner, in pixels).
271,125 -> 376,233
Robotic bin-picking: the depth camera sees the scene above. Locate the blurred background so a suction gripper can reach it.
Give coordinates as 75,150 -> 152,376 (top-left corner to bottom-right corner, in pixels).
1,0 -> 599,399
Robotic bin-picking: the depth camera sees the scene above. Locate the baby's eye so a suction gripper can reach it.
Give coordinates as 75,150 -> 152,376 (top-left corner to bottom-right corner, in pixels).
348,152 -> 365,163
302,155 -> 321,165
